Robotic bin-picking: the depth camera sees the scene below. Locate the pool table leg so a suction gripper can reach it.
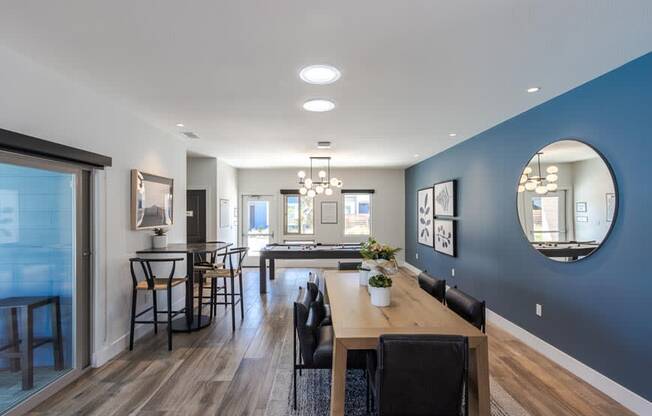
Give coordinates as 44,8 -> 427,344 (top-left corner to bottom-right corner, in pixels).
269,258 -> 275,280
259,255 -> 267,293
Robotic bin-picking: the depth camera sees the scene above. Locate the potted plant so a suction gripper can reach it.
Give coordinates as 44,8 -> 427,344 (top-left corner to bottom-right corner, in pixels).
360,237 -> 401,275
357,264 -> 371,287
152,227 -> 168,248
368,273 -> 392,307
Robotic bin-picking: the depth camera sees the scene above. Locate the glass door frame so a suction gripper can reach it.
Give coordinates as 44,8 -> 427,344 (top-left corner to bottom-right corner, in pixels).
240,194 -> 277,263
0,150 -> 92,416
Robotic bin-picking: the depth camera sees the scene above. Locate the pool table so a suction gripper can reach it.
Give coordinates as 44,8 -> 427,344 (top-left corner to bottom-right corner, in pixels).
258,243 -> 362,292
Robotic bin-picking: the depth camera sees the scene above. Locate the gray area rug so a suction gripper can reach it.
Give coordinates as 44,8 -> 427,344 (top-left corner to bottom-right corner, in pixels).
265,368 -> 531,416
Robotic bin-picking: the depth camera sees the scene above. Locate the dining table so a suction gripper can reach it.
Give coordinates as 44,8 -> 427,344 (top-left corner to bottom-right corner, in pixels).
324,269 -> 490,416
136,242 -> 231,332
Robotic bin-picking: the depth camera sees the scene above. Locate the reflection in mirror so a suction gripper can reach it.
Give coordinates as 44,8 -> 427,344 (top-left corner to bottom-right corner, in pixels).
517,140 -> 616,262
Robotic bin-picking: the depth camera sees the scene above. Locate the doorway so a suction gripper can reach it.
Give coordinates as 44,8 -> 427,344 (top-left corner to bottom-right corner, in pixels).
187,190 -> 206,243
0,151 -> 91,415
241,195 -> 276,265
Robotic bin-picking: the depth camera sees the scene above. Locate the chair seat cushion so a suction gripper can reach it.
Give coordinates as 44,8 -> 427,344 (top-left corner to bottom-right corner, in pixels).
312,326 -> 367,369
136,277 -> 186,290
204,268 -> 237,278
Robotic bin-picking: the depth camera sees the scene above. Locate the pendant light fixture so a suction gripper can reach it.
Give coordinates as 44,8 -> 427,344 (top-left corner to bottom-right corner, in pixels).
297,156 -> 342,198
518,152 -> 559,195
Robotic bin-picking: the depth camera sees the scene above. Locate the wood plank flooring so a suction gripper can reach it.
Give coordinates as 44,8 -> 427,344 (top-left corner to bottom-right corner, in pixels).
27,268 -> 634,416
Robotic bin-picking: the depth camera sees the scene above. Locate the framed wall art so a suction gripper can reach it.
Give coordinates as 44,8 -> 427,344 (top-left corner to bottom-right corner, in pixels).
434,180 -> 456,217
417,187 -> 434,247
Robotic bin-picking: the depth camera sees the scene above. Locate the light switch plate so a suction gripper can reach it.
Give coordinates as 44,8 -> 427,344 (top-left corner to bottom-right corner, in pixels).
536,304 -> 542,317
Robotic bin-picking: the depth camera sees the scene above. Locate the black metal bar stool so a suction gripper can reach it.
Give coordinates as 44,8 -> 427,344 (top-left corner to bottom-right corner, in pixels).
193,242 -> 228,322
128,257 -> 186,350
0,296 -> 64,390
203,247 -> 248,331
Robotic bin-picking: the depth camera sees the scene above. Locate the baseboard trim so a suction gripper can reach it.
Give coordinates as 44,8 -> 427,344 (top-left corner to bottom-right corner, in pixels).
91,297 -> 185,368
405,262 -> 650,415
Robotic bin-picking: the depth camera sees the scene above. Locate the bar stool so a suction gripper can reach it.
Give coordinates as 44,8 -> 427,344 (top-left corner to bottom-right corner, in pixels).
0,296 -> 64,390
193,242 -> 228,321
128,257 -> 186,351
203,247 -> 248,331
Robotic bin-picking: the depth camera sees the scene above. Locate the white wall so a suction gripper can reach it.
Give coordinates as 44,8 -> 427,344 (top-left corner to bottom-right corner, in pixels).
238,168 -> 405,262
572,157 -> 614,241
217,159 -> 239,246
0,45 -> 187,366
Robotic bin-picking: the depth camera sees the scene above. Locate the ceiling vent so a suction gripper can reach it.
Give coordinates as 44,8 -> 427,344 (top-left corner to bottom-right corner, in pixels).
317,141 -> 332,149
182,131 -> 200,139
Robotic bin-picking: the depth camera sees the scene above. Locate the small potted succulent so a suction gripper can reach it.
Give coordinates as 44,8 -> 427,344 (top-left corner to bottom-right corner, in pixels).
357,264 -> 371,287
152,227 -> 168,248
368,273 -> 392,307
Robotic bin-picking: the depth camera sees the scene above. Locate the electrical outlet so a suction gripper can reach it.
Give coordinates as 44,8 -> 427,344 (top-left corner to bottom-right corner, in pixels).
451,268 -> 455,277
536,304 -> 542,317
415,253 -> 419,260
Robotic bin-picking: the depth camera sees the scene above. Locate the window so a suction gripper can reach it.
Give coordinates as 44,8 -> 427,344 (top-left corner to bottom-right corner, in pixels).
344,193 -> 372,235
531,196 -> 560,242
284,194 -> 314,234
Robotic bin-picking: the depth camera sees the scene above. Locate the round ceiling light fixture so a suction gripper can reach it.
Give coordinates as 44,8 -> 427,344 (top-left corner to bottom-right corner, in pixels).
299,65 -> 341,85
527,86 -> 541,93
303,99 -> 336,112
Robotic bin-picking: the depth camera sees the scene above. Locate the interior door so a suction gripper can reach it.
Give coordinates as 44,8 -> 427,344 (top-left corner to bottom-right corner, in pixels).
241,195 -> 276,263
186,190 -> 206,243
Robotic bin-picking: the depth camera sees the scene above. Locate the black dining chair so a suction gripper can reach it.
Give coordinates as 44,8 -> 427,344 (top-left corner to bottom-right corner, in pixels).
367,334 -> 469,416
128,257 -> 186,351
292,287 -> 368,410
417,271 -> 446,304
203,247 -> 248,331
445,286 -> 486,333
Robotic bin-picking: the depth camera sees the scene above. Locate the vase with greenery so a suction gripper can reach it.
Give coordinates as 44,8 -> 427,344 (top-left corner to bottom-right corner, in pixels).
357,264 -> 371,286
368,273 -> 392,307
360,237 -> 401,274
152,227 -> 168,248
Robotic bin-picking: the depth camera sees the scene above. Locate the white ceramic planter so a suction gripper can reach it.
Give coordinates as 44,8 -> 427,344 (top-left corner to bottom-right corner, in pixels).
370,286 -> 391,307
152,235 -> 168,249
359,269 -> 370,286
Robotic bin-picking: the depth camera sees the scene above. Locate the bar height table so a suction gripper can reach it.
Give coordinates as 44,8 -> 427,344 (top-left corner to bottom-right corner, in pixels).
136,242 -> 231,332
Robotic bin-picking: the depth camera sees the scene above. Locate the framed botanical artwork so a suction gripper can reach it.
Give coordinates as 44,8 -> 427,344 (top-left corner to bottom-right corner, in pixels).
321,201 -> 338,224
606,193 -> 616,222
131,169 -> 174,230
434,180 -> 456,217
434,219 -> 456,257
576,202 -> 587,212
417,187 -> 434,247
220,199 -> 231,228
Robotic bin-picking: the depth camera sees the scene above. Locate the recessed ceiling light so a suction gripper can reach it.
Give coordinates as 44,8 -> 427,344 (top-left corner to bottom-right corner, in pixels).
527,87 -> 541,93
303,99 -> 335,112
449,133 -> 457,137
176,123 -> 184,127
299,65 -> 341,85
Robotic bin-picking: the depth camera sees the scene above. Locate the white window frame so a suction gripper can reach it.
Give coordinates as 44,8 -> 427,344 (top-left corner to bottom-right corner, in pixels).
343,192 -> 372,236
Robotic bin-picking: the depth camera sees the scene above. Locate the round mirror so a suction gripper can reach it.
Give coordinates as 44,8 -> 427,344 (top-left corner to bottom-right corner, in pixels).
516,139 -> 617,262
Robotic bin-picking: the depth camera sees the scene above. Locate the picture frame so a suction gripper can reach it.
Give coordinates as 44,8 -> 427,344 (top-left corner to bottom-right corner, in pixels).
606,193 -> 615,222
417,187 -> 434,247
434,180 -> 456,217
576,202 -> 587,212
321,201 -> 338,224
434,219 -> 456,257
131,169 -> 174,230
220,199 -> 230,228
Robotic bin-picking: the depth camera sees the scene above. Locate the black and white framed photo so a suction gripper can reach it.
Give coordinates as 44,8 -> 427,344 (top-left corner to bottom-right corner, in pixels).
576,202 -> 587,212
417,187 -> 434,247
434,180 -> 456,217
321,201 -> 338,224
606,193 -> 616,222
434,219 -> 456,257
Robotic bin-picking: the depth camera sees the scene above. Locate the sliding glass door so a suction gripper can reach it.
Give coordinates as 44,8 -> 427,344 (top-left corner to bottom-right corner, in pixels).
0,152 -> 90,414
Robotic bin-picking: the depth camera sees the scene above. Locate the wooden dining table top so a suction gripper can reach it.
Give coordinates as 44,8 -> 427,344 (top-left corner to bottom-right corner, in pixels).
324,270 -> 487,346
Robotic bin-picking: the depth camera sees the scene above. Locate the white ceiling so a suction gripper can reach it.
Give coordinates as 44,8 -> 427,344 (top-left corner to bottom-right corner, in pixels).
1,1 -> 651,168
535,140 -> 600,164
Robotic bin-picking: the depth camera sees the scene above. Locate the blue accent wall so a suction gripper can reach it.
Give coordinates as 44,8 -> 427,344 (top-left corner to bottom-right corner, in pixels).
405,52 -> 652,400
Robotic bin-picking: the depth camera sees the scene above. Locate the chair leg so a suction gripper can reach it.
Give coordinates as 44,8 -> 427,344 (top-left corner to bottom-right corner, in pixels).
293,366 -> 297,410
230,278 -> 236,332
167,288 -> 173,351
152,290 -> 158,334
51,297 -> 64,370
9,308 -> 20,372
129,287 -> 137,351
20,307 -> 34,390
239,272 -> 244,320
